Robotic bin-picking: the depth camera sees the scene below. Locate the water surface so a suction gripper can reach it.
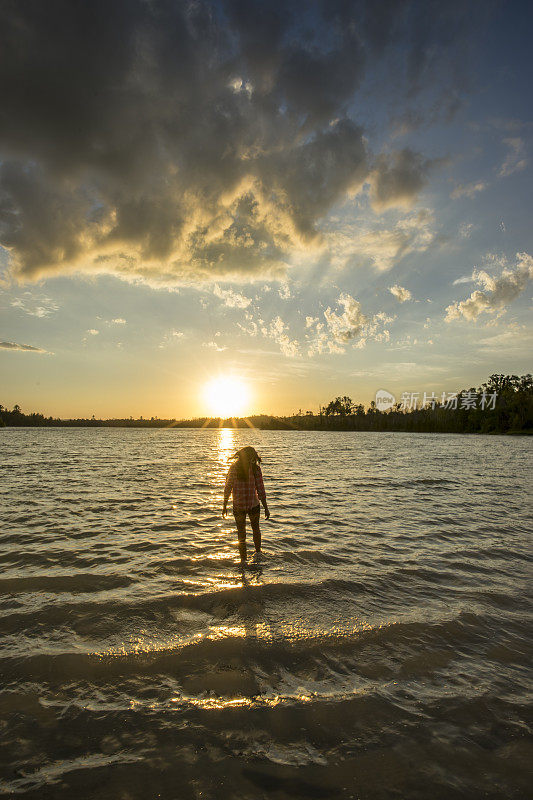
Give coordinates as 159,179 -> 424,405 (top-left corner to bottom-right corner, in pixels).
1,428 -> 531,799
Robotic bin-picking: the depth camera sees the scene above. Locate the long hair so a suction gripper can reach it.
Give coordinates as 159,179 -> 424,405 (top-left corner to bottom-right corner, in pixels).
230,446 -> 262,480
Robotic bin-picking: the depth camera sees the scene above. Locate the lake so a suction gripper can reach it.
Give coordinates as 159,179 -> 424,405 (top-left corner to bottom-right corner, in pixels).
0,428 -> 531,799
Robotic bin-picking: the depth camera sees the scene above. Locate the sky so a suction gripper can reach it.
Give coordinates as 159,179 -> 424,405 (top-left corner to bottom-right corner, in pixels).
1,0 -> 532,419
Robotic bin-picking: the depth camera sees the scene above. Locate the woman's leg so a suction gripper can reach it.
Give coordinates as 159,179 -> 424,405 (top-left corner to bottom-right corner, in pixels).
249,505 -> 261,552
233,509 -> 247,561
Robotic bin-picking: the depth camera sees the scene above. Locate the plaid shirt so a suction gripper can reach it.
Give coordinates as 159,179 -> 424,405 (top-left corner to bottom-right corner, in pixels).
224,462 -> 266,510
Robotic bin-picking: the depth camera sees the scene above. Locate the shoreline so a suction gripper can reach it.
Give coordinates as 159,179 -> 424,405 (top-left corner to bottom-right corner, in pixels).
2,422 -> 532,435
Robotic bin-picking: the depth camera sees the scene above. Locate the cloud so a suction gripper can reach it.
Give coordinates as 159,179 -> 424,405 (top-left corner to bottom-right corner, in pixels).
327,209 -> 437,272
212,285 -> 251,309
306,321 -> 345,356
158,329 -> 185,348
261,316 -> 300,357
452,273 -> 474,285
389,284 -> 412,302
308,292 -> 394,354
0,0 -> 475,286
370,149 -> 441,210
100,316 -> 127,327
0,340 -> 47,352
237,312 -> 259,337
498,138 -> 528,177
353,360 -> 446,377
239,291 -> 394,357
458,222 -> 474,239
445,252 -> 533,321
81,328 -> 100,344
324,293 -> 368,342
477,323 -> 531,351
10,293 -> 59,317
203,340 -> 227,352
451,181 -> 488,199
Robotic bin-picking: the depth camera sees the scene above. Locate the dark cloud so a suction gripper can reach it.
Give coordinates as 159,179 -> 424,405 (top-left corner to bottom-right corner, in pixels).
0,340 -> 47,352
0,0 -> 478,284
370,148 -> 443,210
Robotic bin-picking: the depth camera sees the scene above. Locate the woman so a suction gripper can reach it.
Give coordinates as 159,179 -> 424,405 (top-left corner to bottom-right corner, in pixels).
223,446 -> 270,562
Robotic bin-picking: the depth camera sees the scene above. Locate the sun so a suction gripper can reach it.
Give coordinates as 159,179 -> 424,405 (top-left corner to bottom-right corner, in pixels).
202,376 -> 250,418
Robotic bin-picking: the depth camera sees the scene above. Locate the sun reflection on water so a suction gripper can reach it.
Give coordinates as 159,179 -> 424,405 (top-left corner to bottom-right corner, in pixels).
217,426 -> 236,466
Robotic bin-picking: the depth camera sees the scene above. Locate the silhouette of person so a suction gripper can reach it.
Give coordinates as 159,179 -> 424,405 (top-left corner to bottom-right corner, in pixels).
223,446 -> 270,563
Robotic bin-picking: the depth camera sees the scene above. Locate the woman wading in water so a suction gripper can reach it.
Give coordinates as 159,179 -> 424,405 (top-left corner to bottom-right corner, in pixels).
223,446 -> 270,563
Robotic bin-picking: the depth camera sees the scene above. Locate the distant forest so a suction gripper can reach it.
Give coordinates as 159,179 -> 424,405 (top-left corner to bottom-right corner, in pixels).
1,374 -> 532,434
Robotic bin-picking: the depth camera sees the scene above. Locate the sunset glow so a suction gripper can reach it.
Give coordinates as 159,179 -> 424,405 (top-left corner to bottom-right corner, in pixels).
202,376 -> 250,418
0,0 -> 531,422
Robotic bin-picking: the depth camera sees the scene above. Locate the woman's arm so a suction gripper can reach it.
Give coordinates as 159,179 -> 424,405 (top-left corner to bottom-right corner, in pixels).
222,466 -> 233,517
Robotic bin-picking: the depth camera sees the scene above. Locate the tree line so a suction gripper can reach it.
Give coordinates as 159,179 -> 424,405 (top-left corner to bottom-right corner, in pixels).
1,374 -> 532,434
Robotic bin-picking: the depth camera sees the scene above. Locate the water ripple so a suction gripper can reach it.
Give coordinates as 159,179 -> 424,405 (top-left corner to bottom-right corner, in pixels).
0,427 -> 531,799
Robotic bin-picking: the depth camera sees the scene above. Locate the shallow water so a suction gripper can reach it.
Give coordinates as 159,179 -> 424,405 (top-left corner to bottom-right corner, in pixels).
0,427 -> 532,799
